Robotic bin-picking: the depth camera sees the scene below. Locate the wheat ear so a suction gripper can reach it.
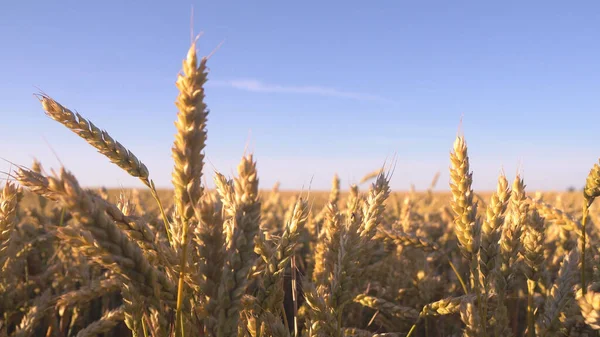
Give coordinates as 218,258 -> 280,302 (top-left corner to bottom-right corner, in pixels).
216,155 -> 261,337
0,181 -> 20,270
171,40 -> 210,337
582,159 -> 600,294
39,95 -> 171,243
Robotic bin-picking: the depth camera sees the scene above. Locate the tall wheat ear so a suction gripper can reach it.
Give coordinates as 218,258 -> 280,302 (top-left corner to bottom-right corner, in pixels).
171,38 -> 210,337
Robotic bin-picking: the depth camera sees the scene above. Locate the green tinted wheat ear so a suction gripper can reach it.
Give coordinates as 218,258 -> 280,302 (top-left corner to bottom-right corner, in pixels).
581,159 -> 600,294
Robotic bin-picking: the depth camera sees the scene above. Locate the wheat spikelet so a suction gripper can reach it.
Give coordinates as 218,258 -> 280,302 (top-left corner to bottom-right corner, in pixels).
375,228 -> 439,252
420,294 -> 477,316
353,294 -> 419,320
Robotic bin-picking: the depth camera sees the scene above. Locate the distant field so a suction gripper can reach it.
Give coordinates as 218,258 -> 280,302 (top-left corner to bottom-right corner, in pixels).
17,188 -> 582,211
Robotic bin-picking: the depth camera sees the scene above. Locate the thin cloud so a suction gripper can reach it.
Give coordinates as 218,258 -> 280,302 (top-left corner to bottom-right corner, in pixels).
209,79 -> 395,103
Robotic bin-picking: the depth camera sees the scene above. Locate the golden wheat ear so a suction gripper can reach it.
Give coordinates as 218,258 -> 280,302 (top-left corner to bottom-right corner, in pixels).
581,159 -> 600,295
37,93 -> 171,245
38,95 -> 150,182
0,181 -> 20,271
171,40 -> 210,337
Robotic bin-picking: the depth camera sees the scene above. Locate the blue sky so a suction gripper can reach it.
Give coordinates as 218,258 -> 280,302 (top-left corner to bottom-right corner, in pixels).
2,1 -> 600,191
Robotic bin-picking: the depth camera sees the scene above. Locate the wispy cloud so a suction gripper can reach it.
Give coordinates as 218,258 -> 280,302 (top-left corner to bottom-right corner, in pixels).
209,79 -> 395,103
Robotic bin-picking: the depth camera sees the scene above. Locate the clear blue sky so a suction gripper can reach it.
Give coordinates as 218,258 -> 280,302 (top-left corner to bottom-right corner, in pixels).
2,1 -> 600,191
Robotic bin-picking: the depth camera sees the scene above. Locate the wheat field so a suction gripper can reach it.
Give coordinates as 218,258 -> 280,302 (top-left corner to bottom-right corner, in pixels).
1,39 -> 600,337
